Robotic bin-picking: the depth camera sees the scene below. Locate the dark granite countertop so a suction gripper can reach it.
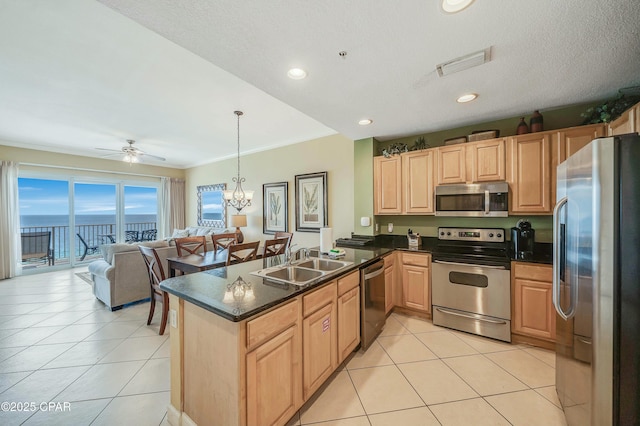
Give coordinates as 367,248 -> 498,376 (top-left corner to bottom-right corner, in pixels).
159,247 -> 393,322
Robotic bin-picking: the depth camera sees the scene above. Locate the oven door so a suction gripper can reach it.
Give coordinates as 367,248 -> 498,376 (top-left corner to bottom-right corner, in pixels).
432,260 -> 511,341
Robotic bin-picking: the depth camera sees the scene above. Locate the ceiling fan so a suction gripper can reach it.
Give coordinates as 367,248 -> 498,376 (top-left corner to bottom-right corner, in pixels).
96,139 -> 166,164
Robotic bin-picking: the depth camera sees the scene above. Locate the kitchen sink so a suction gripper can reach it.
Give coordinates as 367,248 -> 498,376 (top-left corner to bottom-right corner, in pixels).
251,256 -> 353,286
265,267 -> 323,284
296,258 -> 350,271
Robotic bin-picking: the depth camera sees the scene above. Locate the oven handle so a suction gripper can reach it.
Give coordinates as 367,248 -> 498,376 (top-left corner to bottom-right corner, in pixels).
433,260 -> 506,270
435,307 -> 507,325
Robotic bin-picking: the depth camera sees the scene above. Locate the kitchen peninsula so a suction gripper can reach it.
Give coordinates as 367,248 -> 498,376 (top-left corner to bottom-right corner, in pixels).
160,247 -> 390,426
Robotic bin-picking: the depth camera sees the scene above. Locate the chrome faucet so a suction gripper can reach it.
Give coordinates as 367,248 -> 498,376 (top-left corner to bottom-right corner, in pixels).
286,245 -> 309,265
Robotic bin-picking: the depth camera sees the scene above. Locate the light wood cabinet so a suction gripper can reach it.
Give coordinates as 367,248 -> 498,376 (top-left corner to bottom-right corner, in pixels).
506,133 -> 552,214
337,286 -> 360,364
384,253 -> 395,314
437,144 -> 466,184
302,283 -> 337,400
512,262 -> 555,341
607,101 -> 640,136
551,124 -> 605,203
470,138 -> 505,182
401,253 -> 431,314
373,155 -> 402,214
402,149 -> 435,213
337,271 -> 360,364
245,300 -> 302,426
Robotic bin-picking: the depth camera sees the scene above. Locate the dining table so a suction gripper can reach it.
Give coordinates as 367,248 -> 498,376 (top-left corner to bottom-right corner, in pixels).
167,246 -> 269,277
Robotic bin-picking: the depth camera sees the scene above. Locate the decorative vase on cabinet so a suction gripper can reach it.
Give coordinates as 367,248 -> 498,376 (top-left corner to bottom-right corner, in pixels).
516,117 -> 529,135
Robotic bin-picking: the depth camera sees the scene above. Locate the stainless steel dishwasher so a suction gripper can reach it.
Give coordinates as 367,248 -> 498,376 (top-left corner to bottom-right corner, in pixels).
360,259 -> 386,350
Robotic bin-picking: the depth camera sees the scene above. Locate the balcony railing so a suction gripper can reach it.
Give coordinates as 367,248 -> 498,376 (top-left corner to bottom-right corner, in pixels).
19,222 -> 157,267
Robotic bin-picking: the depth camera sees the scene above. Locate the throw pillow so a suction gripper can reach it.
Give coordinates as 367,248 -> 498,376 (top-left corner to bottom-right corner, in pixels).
171,228 -> 189,238
196,227 -> 211,236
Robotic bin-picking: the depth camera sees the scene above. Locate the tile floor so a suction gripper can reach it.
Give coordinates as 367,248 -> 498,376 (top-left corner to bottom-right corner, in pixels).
0,268 -> 567,425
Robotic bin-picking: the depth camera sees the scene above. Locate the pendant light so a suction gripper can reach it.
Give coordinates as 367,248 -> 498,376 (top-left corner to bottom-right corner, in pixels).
223,111 -> 254,212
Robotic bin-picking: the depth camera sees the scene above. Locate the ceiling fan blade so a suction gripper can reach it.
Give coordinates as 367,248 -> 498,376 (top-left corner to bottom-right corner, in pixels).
95,147 -> 123,153
99,153 -> 125,158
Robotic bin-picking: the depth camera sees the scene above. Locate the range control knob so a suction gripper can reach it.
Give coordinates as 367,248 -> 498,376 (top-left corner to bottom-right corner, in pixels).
440,231 -> 445,236
488,233 -> 494,238
447,232 -> 451,236
497,233 -> 502,238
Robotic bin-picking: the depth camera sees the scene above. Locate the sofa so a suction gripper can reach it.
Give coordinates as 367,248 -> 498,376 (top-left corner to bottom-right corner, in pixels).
88,227 -> 222,310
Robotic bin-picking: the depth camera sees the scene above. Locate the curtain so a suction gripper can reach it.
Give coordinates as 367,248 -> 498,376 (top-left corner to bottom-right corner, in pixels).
0,161 -> 21,279
160,177 -> 185,237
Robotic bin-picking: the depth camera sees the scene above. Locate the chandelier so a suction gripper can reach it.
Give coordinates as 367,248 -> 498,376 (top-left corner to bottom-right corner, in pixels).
223,111 -> 254,212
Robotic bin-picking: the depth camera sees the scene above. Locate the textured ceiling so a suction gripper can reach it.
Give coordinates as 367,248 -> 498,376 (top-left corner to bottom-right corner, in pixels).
1,1 -> 639,169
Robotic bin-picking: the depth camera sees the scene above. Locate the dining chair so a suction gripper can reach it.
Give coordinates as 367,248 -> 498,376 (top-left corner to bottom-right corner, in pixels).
263,237 -> 289,257
274,231 -> 293,249
226,241 -> 260,266
175,236 -> 208,257
211,232 -> 238,252
138,245 -> 169,335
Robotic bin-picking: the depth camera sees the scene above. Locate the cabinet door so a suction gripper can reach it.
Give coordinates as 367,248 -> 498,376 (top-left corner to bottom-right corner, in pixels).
513,278 -> 556,340
246,325 -> 301,426
437,145 -> 466,184
385,265 -> 394,314
337,287 -> 360,364
552,124 -> 605,203
608,108 -> 634,136
507,133 -> 552,213
635,103 -> 640,133
402,150 -> 435,213
303,302 -> 337,399
470,139 -> 505,182
374,156 -> 402,214
402,265 -> 430,313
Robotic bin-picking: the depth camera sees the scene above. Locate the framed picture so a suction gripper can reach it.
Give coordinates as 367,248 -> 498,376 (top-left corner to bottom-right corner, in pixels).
263,182 -> 288,234
295,172 -> 328,232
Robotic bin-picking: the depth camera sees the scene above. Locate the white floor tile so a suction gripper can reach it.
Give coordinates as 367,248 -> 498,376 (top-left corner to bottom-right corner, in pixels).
90,391 -> 169,426
485,389 -> 568,426
119,358 -> 170,395
368,406 -> 440,426
398,359 -> 478,405
430,397 -> 511,426
22,398 -> 111,425
300,371 -> 365,424
56,360 -> 145,401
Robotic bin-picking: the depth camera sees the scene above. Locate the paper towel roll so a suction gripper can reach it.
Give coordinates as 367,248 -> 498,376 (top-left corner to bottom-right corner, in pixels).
320,227 -> 333,253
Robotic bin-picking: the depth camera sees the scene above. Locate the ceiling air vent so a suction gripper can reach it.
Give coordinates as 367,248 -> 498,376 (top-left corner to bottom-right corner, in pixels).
436,47 -> 491,77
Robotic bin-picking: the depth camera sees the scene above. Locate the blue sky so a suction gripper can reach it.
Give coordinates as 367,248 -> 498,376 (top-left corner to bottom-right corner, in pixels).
18,178 -> 157,215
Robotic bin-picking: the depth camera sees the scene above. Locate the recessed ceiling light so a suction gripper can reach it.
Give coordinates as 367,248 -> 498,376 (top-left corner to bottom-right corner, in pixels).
442,0 -> 475,13
287,68 -> 307,79
358,119 -> 373,126
457,93 -> 478,103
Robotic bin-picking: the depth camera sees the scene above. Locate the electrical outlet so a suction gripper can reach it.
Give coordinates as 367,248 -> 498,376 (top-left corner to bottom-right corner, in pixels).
375,222 -> 379,232
170,309 -> 177,328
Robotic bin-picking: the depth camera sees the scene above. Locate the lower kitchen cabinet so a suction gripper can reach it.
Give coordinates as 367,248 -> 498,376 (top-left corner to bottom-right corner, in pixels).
512,262 -> 556,341
401,253 -> 431,314
337,271 -> 360,364
245,300 -> 302,426
337,286 -> 360,364
302,282 -> 337,400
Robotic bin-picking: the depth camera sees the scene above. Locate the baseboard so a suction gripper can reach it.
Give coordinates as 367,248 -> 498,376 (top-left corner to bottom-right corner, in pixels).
166,404 -> 182,426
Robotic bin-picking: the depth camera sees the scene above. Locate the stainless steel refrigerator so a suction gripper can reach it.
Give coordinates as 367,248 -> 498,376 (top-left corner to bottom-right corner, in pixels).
554,133 -> 640,425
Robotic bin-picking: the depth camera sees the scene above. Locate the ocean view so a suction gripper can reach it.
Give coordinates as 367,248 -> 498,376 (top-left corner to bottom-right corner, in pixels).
20,214 -> 157,227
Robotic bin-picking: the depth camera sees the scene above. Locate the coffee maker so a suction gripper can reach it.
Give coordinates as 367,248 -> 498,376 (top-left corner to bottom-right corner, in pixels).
511,219 -> 535,259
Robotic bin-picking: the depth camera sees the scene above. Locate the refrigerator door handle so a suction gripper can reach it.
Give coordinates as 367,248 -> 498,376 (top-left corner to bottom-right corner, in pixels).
553,197 -> 576,320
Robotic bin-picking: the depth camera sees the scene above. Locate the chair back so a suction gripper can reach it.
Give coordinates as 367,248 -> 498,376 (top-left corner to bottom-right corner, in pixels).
140,229 -> 157,241
274,231 -> 293,249
138,245 -> 166,298
212,232 -> 238,251
226,241 -> 260,266
21,231 -> 52,264
125,230 -> 140,243
175,236 -> 208,256
263,237 -> 289,257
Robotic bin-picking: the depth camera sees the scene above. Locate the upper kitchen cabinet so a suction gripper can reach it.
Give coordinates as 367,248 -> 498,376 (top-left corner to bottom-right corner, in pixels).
402,149 -> 436,214
551,124 -> 606,203
437,144 -> 466,184
507,133 -> 552,214
469,138 -> 506,182
607,100 -> 640,136
373,155 -> 402,214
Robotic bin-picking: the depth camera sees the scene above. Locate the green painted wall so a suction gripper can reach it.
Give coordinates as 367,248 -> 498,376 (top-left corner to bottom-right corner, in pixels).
376,101 -> 602,154
353,138 -> 375,236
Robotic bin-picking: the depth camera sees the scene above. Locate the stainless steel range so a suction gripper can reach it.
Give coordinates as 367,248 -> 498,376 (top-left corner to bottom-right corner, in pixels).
431,227 -> 512,342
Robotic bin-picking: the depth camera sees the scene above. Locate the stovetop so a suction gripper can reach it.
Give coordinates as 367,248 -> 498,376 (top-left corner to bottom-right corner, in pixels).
431,227 -> 511,268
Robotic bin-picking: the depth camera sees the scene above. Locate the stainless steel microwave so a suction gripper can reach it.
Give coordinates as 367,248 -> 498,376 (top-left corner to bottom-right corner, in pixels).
435,182 -> 509,217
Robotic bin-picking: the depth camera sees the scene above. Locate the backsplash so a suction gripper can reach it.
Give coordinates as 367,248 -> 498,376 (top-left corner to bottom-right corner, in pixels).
373,215 -> 553,243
